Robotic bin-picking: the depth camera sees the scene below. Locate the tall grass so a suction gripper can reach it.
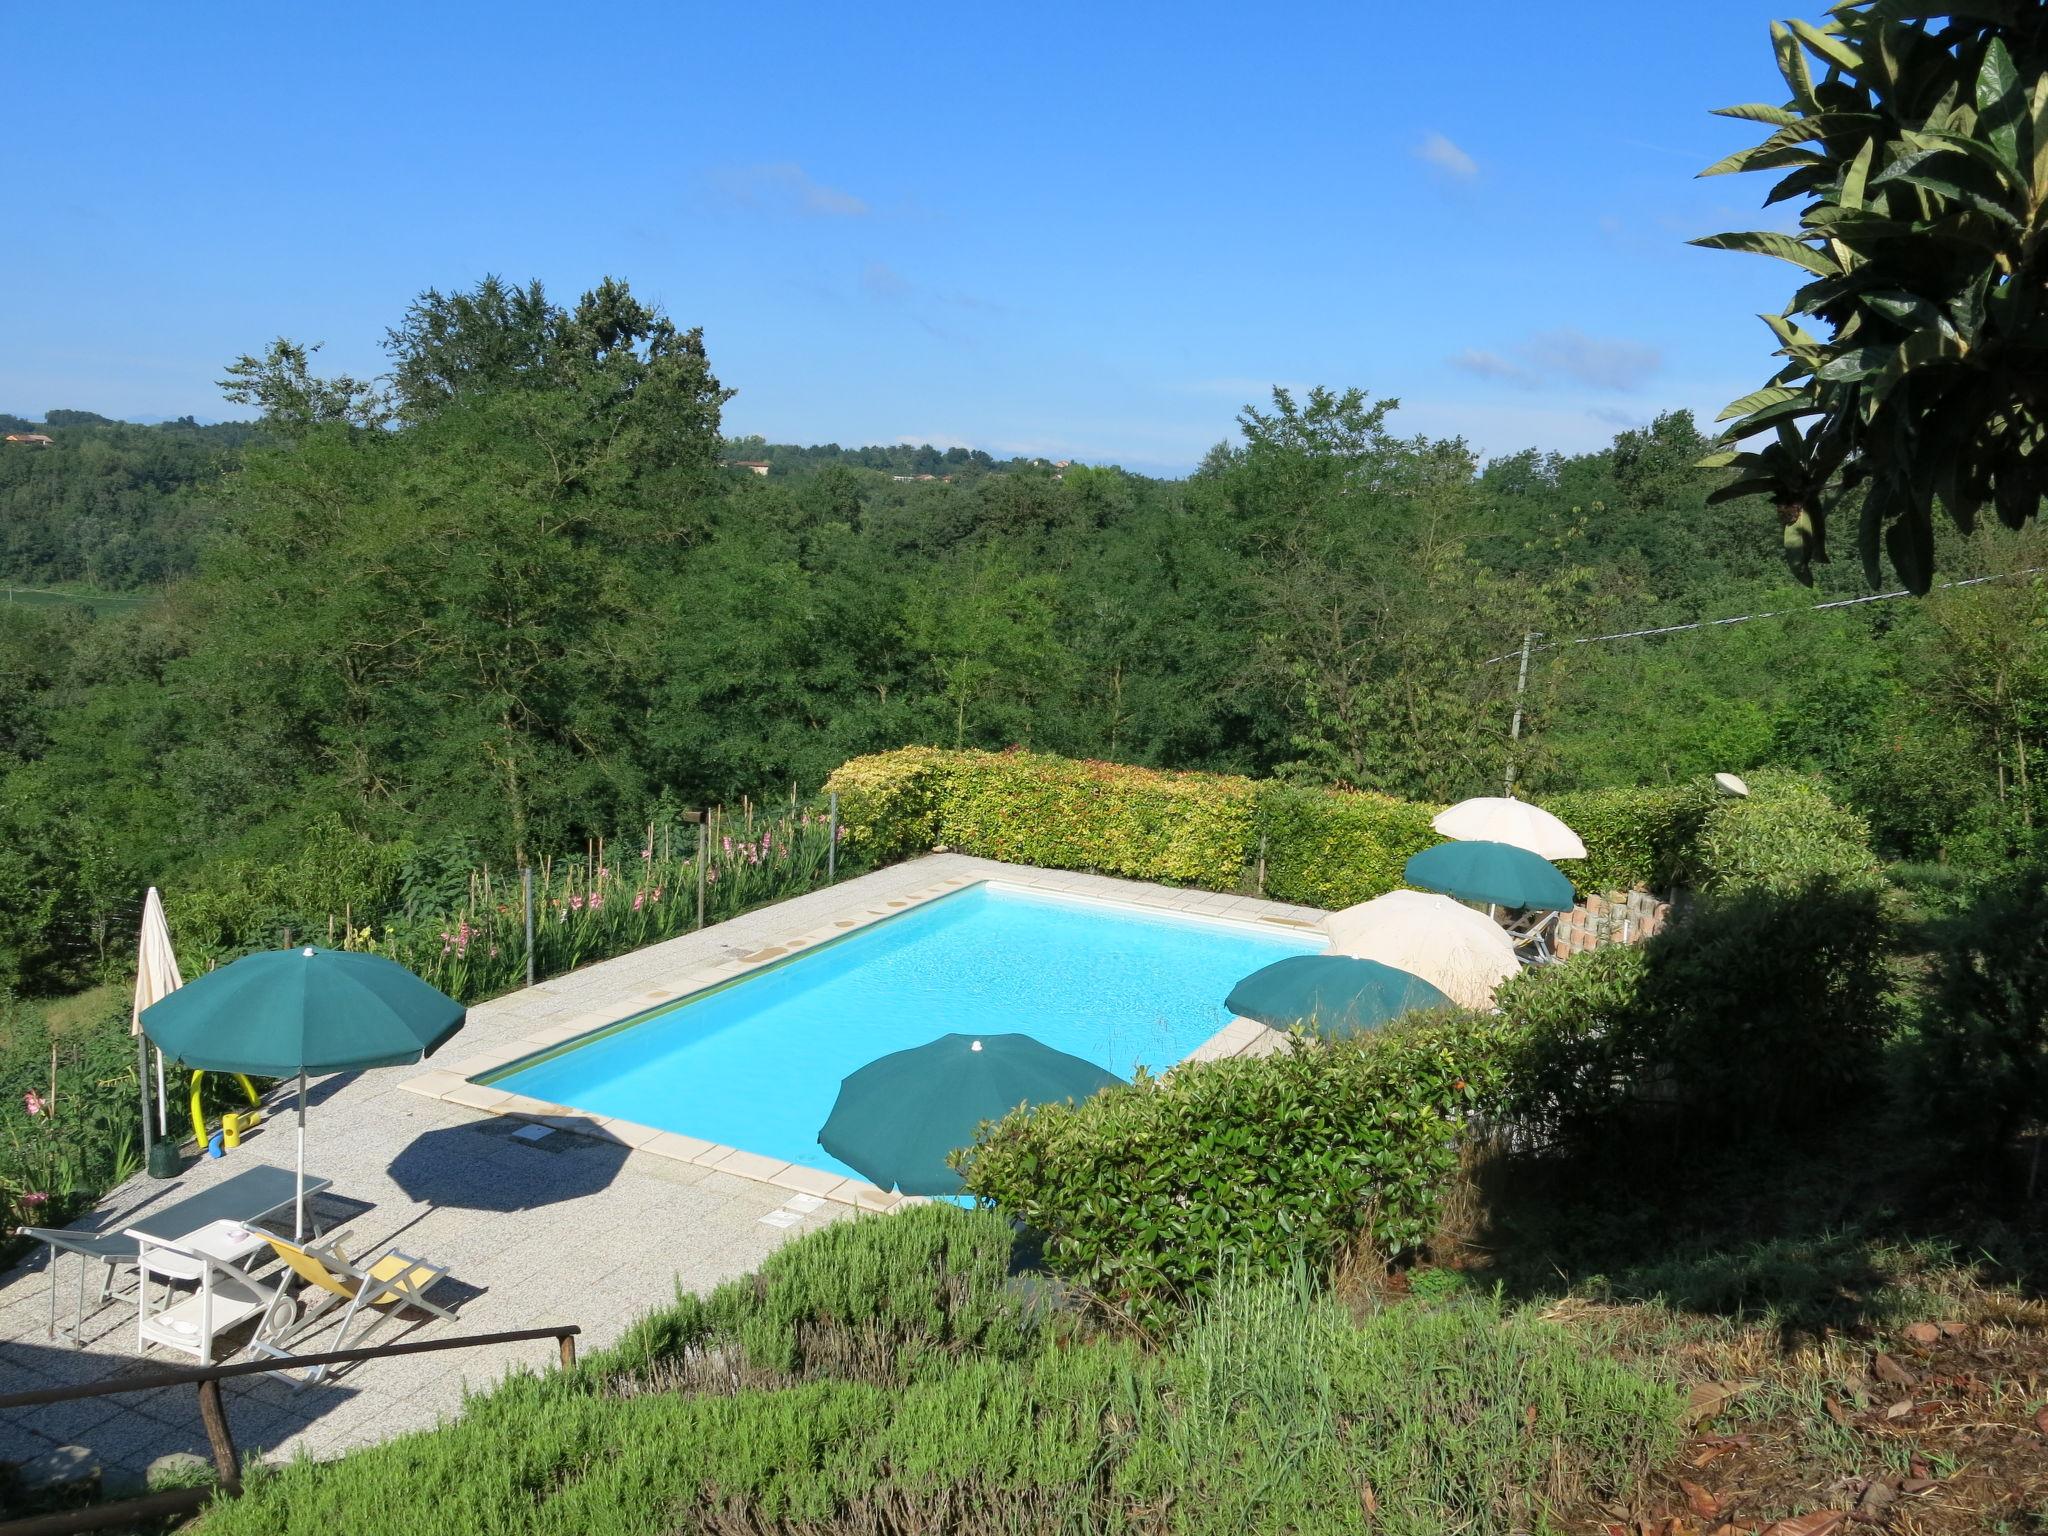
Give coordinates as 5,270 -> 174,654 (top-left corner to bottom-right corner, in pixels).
343,807 -> 847,1004
199,1210 -> 1681,1536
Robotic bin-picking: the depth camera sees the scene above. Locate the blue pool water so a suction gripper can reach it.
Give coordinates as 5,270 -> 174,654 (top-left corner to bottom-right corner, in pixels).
488,882 -> 1322,1183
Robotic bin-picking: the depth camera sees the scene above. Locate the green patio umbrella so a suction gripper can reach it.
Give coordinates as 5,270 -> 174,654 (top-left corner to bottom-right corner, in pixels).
1224,954 -> 1451,1039
141,946 -> 465,1236
1402,839 -> 1574,912
818,1033 -> 1123,1197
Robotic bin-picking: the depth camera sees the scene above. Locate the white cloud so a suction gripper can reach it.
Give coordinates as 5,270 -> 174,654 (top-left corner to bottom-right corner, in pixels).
1446,349 -> 1533,386
1415,132 -> 1478,181
1447,329 -> 1664,393
1523,328 -> 1663,391
860,261 -> 911,300
712,162 -> 870,218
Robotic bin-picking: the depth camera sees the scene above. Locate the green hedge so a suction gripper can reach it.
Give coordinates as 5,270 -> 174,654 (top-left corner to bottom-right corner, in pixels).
1253,785 -> 1439,909
941,752 -> 1259,889
958,1010 -> 1521,1324
825,749 -> 1855,905
1497,874 -> 1896,1145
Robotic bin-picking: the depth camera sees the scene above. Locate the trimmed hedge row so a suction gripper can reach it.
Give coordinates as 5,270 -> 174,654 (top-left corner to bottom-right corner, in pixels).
824,748 -> 1858,904
958,1009 -> 1521,1323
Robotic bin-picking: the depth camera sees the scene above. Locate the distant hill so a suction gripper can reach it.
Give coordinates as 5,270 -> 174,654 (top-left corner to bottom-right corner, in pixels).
0,413 -> 261,589
721,436 -> 1095,481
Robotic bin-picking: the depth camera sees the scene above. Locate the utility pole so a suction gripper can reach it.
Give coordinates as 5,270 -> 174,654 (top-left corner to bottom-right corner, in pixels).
1503,629 -> 1538,798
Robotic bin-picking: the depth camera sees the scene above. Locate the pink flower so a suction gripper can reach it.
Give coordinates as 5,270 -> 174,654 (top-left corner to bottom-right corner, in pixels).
722,836 -> 733,856
632,892 -> 644,911
641,848 -> 652,862
22,1092 -> 43,1117
588,894 -> 604,912
21,1191 -> 47,1207
652,887 -> 663,901
570,895 -> 584,912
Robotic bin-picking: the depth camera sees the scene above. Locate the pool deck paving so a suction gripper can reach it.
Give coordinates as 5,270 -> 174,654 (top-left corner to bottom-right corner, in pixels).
0,855 -> 1324,1483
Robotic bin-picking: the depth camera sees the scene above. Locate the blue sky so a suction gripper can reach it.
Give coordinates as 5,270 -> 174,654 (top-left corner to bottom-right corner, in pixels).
2,2 -> 1804,475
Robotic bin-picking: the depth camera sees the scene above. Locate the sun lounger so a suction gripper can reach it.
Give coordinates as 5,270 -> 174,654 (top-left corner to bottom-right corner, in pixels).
20,1164 -> 332,1346
1499,907 -> 1559,963
251,1230 -> 456,1386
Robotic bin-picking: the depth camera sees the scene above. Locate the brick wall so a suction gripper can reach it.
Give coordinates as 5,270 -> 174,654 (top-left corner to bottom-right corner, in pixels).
1550,888 -> 1671,959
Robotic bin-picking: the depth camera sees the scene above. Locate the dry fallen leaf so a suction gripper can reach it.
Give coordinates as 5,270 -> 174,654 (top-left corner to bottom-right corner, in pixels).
1685,1379 -> 1758,1425
2035,1404 -> 2048,1436
1934,1320 -> 1968,1338
1760,1513 -> 1847,1536
1901,1322 -> 1940,1346
1884,1397 -> 1914,1420
1679,1478 -> 1721,1519
1872,1352 -> 1917,1388
1899,1478 -> 1939,1495
1822,1395 -> 1852,1427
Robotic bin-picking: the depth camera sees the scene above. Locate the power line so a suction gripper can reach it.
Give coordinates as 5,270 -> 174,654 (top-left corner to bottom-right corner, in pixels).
1482,566 -> 2048,666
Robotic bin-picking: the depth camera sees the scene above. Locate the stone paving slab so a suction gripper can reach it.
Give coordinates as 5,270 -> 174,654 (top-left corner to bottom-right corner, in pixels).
0,854 -> 1325,1478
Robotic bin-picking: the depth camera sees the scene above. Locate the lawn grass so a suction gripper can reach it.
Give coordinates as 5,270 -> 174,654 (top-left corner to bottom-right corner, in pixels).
0,583 -> 153,613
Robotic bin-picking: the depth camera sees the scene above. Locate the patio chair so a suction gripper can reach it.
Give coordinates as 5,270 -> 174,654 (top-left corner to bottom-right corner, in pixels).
250,1230 -> 457,1387
1499,907 -> 1560,963
21,1165 -> 332,1345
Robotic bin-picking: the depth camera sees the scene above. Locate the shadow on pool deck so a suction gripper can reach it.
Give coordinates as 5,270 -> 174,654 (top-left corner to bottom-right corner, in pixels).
387,1118 -> 632,1212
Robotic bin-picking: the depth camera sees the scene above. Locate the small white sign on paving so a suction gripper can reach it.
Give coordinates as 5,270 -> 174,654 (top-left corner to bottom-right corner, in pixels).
757,1208 -> 804,1228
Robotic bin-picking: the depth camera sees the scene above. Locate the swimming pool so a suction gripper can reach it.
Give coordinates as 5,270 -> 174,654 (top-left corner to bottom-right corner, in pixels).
483,882 -> 1322,1184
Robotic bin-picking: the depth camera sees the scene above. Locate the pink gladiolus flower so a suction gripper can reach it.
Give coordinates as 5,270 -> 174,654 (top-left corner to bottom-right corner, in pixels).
633,892 -> 644,910
722,836 -> 732,856
652,887 -> 663,901
588,894 -> 603,911
23,1091 -> 43,1117
570,895 -> 584,912
22,1191 -> 47,1207
641,849 -> 652,861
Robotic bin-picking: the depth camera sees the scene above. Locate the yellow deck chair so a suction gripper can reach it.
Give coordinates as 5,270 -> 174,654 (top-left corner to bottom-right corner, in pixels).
252,1231 -> 456,1386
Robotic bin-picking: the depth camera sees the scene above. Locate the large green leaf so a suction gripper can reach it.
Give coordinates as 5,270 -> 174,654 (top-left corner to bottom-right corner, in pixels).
1772,20 -> 1818,106
1712,102 -> 1805,126
1788,17 -> 1863,74
1691,229 -> 1841,276
1716,384 -> 1807,422
1977,37 -> 2024,170
1816,344 -> 1890,382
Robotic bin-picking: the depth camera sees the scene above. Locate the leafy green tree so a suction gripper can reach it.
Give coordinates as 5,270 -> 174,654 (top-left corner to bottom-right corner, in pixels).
903,554 -> 1062,749
1698,8 -> 2048,591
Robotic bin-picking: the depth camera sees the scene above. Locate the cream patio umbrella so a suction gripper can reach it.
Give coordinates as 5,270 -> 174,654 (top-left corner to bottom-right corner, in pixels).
132,887 -> 182,1170
1431,796 -> 1587,862
1324,890 -> 1520,1010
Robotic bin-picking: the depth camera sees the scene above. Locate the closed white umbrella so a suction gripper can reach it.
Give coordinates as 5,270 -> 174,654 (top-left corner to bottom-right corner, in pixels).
1324,890 -> 1520,1010
131,888 -> 183,1161
1431,797 -> 1587,861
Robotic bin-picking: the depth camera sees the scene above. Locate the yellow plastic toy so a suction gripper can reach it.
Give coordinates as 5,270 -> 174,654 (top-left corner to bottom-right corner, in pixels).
190,1070 -> 262,1149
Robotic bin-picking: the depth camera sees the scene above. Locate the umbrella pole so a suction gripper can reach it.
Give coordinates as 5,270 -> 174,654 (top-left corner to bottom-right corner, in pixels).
296,1070 -> 307,1241
154,1048 -> 167,1135
138,1035 -> 153,1161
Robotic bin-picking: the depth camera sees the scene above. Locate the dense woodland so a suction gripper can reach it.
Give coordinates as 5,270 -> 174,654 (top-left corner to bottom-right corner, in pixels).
1,274 -> 2043,992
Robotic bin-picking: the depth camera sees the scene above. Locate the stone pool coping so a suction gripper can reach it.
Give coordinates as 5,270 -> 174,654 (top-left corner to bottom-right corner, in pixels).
398,855 -> 1327,1211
